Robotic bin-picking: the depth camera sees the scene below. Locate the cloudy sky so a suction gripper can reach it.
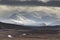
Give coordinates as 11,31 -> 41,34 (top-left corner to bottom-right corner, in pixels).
0,5 -> 60,26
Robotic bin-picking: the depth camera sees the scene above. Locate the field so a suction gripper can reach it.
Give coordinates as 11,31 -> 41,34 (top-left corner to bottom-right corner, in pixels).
0,29 -> 60,40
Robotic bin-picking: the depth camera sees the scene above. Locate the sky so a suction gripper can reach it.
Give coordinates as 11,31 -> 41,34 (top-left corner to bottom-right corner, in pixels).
0,5 -> 60,26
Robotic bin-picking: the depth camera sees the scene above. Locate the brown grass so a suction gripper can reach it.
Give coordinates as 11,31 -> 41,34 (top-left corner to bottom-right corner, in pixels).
0,29 -> 60,40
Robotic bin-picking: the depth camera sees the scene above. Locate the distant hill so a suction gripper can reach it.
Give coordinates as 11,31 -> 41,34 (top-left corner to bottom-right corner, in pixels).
0,22 -> 31,29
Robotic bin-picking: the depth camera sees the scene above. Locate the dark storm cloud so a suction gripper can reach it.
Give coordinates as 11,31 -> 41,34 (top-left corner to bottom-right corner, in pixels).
0,0 -> 60,7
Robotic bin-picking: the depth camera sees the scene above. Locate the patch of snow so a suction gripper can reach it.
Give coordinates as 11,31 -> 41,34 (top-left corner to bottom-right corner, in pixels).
8,35 -> 12,38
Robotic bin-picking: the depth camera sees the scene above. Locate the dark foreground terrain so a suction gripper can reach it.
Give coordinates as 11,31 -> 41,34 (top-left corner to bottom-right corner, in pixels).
0,22 -> 60,40
0,29 -> 60,40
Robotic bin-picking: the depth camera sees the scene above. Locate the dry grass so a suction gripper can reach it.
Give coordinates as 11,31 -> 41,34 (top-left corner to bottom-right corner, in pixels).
0,29 -> 60,40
